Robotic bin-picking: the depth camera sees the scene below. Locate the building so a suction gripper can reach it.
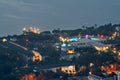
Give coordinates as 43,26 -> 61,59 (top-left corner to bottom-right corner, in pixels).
117,71 -> 120,80
70,38 -> 91,47
32,50 -> 42,61
61,65 -> 76,75
88,74 -> 116,80
89,41 -> 110,52
23,27 -> 40,35
70,38 -> 110,52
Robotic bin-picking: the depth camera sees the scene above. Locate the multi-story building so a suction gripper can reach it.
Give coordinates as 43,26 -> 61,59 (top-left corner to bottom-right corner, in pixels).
23,27 -> 40,35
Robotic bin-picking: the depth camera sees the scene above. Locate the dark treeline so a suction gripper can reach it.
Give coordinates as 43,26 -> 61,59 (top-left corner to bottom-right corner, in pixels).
52,23 -> 120,36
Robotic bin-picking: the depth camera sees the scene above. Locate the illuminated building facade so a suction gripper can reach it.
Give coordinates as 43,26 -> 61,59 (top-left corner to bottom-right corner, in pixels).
100,64 -> 120,75
61,65 -> 76,75
23,27 -> 40,35
32,50 -> 42,61
70,38 -> 110,52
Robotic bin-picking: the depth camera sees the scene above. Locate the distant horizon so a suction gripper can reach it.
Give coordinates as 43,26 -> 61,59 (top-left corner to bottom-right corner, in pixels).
0,22 -> 119,37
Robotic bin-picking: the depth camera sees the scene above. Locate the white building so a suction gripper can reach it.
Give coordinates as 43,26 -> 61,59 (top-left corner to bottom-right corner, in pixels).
69,38 -> 110,51
70,38 -> 91,47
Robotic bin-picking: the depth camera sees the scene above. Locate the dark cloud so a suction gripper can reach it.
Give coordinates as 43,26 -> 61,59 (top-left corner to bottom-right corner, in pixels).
0,0 -> 120,36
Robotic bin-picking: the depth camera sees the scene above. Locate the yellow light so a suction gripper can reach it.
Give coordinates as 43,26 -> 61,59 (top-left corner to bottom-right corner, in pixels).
61,65 -> 76,75
67,49 -> 75,54
89,71 -> 92,75
90,63 -> 94,67
2,38 -> 7,42
32,50 -> 42,61
23,27 -> 40,34
94,46 -> 109,52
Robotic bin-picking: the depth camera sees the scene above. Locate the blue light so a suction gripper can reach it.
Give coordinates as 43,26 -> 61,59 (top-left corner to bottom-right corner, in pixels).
56,46 -> 60,48
68,44 -> 71,46
61,43 -> 67,47
69,38 -> 79,42
90,38 -> 99,40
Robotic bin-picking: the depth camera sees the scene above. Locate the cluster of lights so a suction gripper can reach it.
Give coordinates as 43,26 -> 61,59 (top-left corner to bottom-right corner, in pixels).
59,36 -> 80,43
59,36 -> 69,43
112,47 -> 120,60
94,46 -> 109,52
112,47 -> 117,54
61,65 -> 76,75
67,49 -> 75,54
101,64 -> 119,74
20,73 -> 36,80
32,50 -> 42,61
23,27 -> 40,34
109,31 -> 118,40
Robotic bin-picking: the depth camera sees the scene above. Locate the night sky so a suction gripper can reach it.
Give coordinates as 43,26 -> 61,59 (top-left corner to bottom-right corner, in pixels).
0,0 -> 120,36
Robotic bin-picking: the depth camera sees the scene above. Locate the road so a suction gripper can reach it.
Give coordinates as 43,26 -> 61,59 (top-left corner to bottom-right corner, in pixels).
0,41 -> 32,57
